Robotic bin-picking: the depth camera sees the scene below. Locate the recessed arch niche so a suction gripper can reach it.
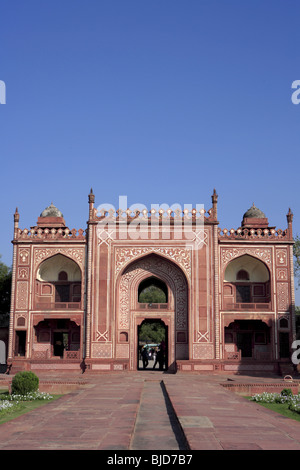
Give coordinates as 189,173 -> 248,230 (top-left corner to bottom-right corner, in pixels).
117,254 -> 189,370
35,254 -> 82,307
223,254 -> 271,306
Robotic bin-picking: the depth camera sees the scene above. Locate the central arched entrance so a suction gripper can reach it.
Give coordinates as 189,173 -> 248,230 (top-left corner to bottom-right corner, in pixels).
117,254 -> 189,371
138,319 -> 168,370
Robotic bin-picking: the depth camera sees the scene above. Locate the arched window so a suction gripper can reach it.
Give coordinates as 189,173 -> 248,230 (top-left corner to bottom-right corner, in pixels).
279,318 -> 288,329
236,269 -> 249,281
138,277 -> 168,303
58,271 -> 68,281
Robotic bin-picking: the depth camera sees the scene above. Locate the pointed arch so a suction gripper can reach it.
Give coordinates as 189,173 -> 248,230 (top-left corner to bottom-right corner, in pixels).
35,253 -> 82,309
116,253 -> 189,370
36,253 -> 82,282
223,254 -> 271,309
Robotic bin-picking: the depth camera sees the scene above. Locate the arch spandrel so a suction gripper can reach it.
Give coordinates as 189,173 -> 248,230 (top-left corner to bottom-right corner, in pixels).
36,254 -> 82,282
221,247 -> 272,269
114,246 -> 192,282
224,254 -> 270,283
33,247 -> 85,272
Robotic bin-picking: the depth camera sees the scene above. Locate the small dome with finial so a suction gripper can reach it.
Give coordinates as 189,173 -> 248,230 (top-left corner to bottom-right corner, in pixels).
243,203 -> 266,219
241,203 -> 269,229
40,202 -> 63,218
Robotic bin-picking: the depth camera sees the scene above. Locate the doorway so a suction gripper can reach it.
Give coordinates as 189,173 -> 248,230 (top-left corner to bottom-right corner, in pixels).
15,331 -> 26,357
225,320 -> 271,359
53,332 -> 69,357
237,332 -> 252,357
137,319 -> 168,371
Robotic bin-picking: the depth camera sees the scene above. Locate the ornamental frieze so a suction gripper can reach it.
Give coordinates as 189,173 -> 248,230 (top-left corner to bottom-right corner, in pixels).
115,246 -> 191,278
221,247 -> 272,267
34,247 -> 85,269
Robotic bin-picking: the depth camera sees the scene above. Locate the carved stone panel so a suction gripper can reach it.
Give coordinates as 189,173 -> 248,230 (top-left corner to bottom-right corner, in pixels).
19,248 -> 30,265
16,281 -> 28,310
91,343 -> 112,358
276,249 -> 287,267
277,282 -> 290,311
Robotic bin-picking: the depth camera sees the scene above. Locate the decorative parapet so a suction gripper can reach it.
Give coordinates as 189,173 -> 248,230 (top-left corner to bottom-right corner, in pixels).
90,206 -> 217,224
218,227 -> 290,241
15,227 -> 86,240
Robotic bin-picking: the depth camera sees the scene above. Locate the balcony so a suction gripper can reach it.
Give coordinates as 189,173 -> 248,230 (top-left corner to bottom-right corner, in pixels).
223,300 -> 271,311
138,303 -> 168,310
35,302 -> 81,310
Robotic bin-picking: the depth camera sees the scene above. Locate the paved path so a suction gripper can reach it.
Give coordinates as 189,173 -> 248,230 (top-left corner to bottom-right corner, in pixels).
130,379 -> 188,450
1,371 -> 300,450
165,374 -> 300,450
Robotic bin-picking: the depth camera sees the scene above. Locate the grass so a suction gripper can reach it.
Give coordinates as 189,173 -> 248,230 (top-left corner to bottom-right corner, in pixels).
0,389 -> 62,425
250,399 -> 300,422
245,392 -> 300,423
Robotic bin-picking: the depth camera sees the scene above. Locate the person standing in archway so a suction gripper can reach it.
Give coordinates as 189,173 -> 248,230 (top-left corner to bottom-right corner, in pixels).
153,345 -> 164,370
141,346 -> 149,369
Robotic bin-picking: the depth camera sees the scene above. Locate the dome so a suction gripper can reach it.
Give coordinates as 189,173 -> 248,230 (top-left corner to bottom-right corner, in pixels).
243,203 -> 266,219
40,202 -> 63,218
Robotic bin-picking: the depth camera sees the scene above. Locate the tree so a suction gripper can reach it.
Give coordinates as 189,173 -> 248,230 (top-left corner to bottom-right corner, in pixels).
139,285 -> 167,303
139,322 -> 165,344
294,235 -> 300,288
0,255 -> 12,326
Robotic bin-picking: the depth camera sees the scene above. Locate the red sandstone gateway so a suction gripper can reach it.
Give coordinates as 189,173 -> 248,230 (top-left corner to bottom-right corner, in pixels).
7,190 -> 296,375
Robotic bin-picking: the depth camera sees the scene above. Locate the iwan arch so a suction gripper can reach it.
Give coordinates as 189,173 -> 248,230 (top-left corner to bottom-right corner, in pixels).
7,190 -> 296,375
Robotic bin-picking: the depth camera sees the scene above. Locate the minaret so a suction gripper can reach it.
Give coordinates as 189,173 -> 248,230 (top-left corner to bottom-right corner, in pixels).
211,188 -> 218,220
14,207 -> 19,239
88,188 -> 95,220
287,208 -> 293,239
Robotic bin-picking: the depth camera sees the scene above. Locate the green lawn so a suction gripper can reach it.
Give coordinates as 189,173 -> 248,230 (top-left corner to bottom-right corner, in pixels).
0,390 -> 62,425
247,397 -> 300,423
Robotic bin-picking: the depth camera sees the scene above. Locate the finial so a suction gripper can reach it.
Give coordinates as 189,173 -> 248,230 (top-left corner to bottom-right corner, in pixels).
287,207 -> 293,224
14,207 -> 19,223
211,189 -> 218,219
88,187 -> 95,204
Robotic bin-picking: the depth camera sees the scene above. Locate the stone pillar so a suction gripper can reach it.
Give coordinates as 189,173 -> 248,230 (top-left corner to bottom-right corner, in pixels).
85,190 -> 95,359
213,224 -> 220,360
8,209 -> 19,360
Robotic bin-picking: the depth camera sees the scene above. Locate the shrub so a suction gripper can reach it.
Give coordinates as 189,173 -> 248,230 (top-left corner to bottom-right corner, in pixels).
11,371 -> 39,395
281,388 -> 293,397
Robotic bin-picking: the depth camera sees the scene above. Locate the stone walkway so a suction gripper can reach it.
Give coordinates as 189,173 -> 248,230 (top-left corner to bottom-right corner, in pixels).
130,379 -> 188,450
1,371 -> 300,450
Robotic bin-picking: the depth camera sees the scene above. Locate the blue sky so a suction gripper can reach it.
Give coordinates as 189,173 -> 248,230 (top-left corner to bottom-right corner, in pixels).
0,1 -> 300,300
